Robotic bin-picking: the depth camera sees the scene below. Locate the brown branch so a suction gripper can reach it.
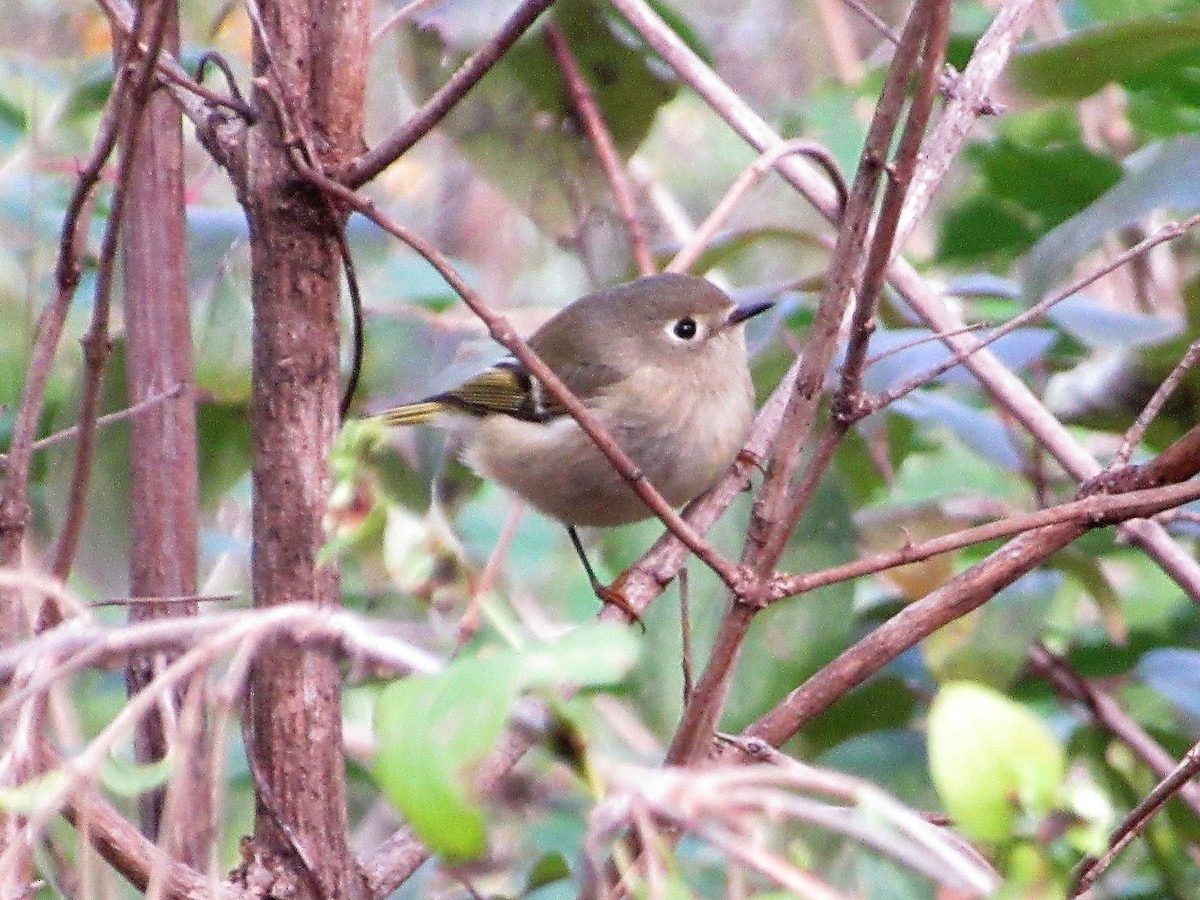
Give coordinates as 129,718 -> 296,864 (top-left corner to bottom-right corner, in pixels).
0,9 -> 166,887
120,0 -> 204,847
866,213 -> 1200,419
52,0 -> 174,584
598,353 -> 798,620
0,12 -> 146,572
1112,338 -> 1200,468
834,0 -> 949,412
765,479 -> 1200,603
1028,646 -> 1200,819
94,0 -> 249,178
741,423 -> 1200,748
609,0 -> 1200,602
284,157 -> 750,601
63,779 -> 247,900
895,0 -> 1040,246
663,0 -> 951,768
347,0 -> 560,187
545,23 -> 655,277
0,382 -> 184,468
1072,738 -> 1200,895
666,140 -> 846,275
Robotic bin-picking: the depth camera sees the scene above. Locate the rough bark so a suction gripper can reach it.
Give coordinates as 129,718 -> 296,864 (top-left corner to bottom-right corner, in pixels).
238,0 -> 370,897
120,0 -> 208,856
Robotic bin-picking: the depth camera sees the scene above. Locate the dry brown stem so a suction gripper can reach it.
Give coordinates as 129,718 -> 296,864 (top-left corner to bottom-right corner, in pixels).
348,0 -> 560,187
545,23 -> 655,277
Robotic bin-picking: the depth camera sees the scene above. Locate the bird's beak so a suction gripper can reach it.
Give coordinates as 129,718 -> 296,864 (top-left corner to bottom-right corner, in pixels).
726,299 -> 774,326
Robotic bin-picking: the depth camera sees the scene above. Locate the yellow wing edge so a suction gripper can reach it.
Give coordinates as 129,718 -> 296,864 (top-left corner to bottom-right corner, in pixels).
377,400 -> 445,426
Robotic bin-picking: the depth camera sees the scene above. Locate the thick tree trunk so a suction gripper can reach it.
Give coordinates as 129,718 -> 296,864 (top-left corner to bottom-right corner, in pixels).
240,1 -> 369,897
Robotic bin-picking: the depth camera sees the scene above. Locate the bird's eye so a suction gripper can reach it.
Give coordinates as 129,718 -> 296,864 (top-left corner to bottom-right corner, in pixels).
673,317 -> 699,340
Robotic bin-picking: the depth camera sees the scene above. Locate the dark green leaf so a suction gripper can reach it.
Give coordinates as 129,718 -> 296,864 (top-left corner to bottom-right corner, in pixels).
1025,136 -> 1200,300
525,852 -> 572,892
1011,14 -> 1200,100
937,196 -> 1037,264
406,0 -> 694,237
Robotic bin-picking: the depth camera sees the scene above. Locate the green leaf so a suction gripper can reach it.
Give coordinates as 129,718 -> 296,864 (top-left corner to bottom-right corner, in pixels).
938,195 -> 1037,264
515,623 -> 640,688
0,770 -> 68,815
1011,14 -> 1200,100
525,851 -> 572,891
373,626 -> 639,859
196,402 -> 252,509
405,0 -> 692,237
978,142 -> 1123,225
374,653 -> 521,860
1024,136 -> 1200,300
100,752 -> 174,797
927,682 -> 1065,845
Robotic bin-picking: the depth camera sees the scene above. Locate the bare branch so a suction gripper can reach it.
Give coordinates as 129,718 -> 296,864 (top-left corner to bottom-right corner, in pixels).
895,0 -> 1041,247
1112,338 -> 1200,468
766,479 -> 1200,603
664,0 -> 951,768
666,140 -> 846,275
0,383 -> 185,468
545,23 -> 655,276
283,158 -> 751,602
1029,646 -> 1200,820
1072,739 -> 1200,895
52,0 -> 176,583
347,0 -> 560,187
742,423 -> 1200,748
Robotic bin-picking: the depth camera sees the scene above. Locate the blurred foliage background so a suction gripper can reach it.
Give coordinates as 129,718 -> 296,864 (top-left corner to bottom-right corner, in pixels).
6,0 -> 1200,896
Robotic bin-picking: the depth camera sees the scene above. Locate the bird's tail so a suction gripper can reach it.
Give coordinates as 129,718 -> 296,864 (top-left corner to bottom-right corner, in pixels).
377,400 -> 445,426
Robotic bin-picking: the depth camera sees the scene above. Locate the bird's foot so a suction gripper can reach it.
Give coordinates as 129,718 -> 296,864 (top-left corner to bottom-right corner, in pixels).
593,580 -> 644,631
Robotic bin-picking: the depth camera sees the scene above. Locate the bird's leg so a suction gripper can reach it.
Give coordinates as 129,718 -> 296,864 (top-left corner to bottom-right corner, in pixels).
566,526 -> 642,626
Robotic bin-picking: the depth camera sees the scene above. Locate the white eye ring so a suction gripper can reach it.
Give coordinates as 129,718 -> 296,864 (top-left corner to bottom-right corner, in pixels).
667,317 -> 703,342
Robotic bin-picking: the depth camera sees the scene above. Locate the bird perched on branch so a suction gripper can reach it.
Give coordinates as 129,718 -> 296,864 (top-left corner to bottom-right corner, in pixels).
378,272 -> 771,617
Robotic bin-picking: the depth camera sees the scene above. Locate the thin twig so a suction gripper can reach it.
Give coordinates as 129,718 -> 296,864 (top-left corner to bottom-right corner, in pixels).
89,593 -> 237,609
765,479 -> 1200,603
1111,338 -> 1200,468
867,213 -> 1200,419
667,141 -> 846,275
545,23 -> 655,276
678,568 -> 692,703
895,0 -> 1040,247
348,0 -> 560,187
664,0 -> 951,769
282,152 -> 751,602
0,8 -> 144,566
1072,740 -> 1200,895
743,422 -> 1200,748
52,0 -> 174,583
835,0 -> 949,414
1028,646 -> 1200,819
459,500 -> 525,649
94,0 -> 250,177
836,0 -> 902,45
861,322 -> 988,370
0,383 -> 185,469
370,0 -> 443,46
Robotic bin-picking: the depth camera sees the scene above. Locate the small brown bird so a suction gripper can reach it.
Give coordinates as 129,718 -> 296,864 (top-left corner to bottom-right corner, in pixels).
379,272 -> 771,610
